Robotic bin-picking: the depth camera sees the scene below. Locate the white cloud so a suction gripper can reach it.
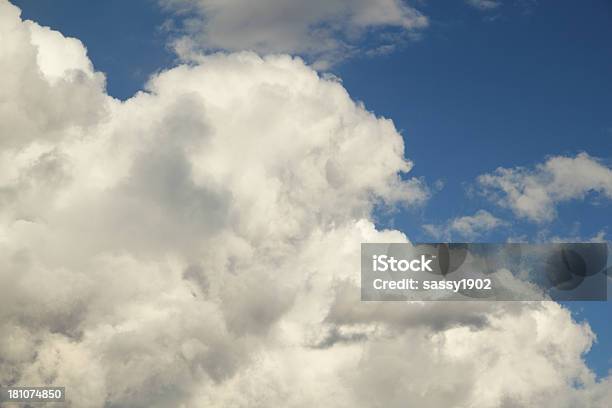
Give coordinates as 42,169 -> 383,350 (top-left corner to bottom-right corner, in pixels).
0,1 -> 611,407
450,210 -> 507,236
0,2 -> 107,150
160,0 -> 429,67
478,153 -> 612,223
466,0 -> 502,10
424,210 -> 507,240
548,230 -> 608,244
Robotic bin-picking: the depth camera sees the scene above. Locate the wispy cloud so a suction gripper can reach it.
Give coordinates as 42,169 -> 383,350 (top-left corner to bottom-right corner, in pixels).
465,0 -> 502,11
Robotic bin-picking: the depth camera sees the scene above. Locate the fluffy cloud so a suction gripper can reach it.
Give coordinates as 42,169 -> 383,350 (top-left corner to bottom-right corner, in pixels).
0,1 -> 610,407
160,0 -> 429,67
424,209 -> 507,240
477,153 -> 612,223
0,2 -> 107,150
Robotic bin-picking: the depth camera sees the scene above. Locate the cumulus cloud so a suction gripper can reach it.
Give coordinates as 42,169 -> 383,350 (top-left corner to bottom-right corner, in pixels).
0,3 -> 107,150
0,1 -> 610,407
423,210 -> 507,240
160,0 -> 429,67
477,153 -> 612,223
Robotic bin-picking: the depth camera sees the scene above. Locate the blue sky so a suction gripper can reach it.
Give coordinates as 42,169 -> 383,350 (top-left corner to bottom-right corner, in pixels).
13,0 -> 612,378
337,1 -> 612,243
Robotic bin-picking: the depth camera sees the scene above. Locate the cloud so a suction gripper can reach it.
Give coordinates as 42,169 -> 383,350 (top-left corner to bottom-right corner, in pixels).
160,0 -> 429,67
423,210 -> 507,240
546,230 -> 608,244
477,153 -> 612,223
0,2 -> 107,150
0,1 -> 611,407
466,0 -> 502,10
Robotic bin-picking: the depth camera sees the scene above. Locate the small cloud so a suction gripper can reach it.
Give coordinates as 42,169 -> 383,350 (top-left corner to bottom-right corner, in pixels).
433,179 -> 445,191
544,229 -> 608,243
160,0 -> 429,67
466,0 -> 502,11
423,210 -> 508,240
477,153 -> 612,223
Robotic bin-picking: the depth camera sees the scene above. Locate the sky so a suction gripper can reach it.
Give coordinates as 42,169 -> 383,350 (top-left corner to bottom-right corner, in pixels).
2,0 -> 612,406
12,0 -> 611,240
